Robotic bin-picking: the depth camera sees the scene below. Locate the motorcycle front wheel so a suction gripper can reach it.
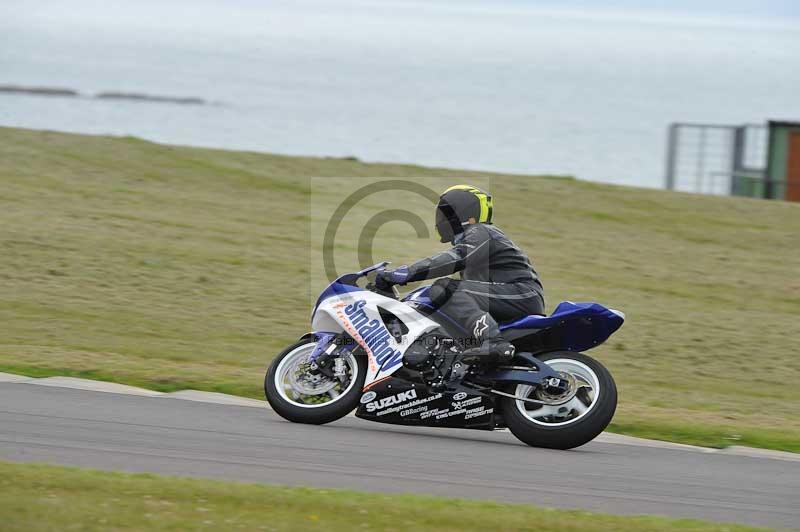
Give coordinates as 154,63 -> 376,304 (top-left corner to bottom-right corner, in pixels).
265,337 -> 367,425
501,351 -> 617,450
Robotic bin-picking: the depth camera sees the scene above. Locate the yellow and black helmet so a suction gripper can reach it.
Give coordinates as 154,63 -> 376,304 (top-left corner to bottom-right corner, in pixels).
435,184 -> 493,243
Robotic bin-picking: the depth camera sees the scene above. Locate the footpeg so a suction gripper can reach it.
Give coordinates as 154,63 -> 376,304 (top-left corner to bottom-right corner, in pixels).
447,361 -> 469,383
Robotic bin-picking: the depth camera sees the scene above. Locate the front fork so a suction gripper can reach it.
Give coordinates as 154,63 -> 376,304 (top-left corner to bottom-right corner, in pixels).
308,332 -> 352,380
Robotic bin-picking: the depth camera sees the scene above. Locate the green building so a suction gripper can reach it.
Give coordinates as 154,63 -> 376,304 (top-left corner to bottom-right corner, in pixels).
734,120 -> 800,201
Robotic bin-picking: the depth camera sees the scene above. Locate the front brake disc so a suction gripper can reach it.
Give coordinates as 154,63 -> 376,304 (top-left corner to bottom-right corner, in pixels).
287,360 -> 338,396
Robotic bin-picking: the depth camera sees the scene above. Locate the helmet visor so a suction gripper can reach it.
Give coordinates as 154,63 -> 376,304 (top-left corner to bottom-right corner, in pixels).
435,200 -> 462,243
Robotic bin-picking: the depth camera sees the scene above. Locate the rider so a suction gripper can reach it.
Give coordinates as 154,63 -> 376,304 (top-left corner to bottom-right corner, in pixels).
376,184 -> 544,366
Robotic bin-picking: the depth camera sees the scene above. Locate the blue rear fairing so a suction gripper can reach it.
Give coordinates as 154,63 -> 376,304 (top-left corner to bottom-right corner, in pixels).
500,301 -> 624,352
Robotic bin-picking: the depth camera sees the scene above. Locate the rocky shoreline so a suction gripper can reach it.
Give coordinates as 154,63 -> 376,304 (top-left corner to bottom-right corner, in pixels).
0,84 -> 206,105
0,85 -> 79,97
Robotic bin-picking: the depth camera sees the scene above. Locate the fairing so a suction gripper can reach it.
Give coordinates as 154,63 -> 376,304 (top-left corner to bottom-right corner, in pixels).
312,271 -> 439,388
500,301 -> 624,352
355,377 -> 496,430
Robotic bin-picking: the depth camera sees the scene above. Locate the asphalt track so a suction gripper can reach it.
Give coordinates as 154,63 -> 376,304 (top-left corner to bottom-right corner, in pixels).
1,381 -> 798,529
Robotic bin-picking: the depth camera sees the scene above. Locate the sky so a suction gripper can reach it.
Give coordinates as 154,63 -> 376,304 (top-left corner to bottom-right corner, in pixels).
4,0 -> 798,28
479,0 -> 799,18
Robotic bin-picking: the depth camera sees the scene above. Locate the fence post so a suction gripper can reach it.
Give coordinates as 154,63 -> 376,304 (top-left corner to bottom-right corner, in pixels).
730,126 -> 745,195
664,123 -> 679,190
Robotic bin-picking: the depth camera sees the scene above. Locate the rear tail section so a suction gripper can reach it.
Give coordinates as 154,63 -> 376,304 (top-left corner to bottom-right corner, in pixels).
500,301 -> 624,354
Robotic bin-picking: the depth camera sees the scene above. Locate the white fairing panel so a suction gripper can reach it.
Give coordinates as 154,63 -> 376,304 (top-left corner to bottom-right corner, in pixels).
312,290 -> 439,387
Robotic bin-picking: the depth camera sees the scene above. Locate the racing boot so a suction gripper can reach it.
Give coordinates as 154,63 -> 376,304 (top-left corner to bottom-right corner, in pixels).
447,314 -> 515,384
446,336 -> 515,385
459,336 -> 515,366
459,312 -> 515,367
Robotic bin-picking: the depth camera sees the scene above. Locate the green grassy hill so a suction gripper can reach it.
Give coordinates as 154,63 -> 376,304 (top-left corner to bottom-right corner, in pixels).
1,126 -> 798,451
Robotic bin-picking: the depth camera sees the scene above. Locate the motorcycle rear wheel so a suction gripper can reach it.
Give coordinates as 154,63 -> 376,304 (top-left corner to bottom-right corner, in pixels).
501,351 -> 617,450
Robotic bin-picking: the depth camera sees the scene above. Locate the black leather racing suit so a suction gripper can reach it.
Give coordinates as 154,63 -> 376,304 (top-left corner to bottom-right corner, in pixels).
394,223 -> 544,343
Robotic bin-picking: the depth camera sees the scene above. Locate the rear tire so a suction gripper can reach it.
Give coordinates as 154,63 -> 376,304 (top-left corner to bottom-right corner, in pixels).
265,338 -> 367,425
501,351 -> 617,450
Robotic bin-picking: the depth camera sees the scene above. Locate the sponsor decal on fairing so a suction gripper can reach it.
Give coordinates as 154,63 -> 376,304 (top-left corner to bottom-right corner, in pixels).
360,391 -> 377,404
336,299 -> 404,374
465,407 -> 493,420
366,391 -> 444,417
365,389 -> 418,413
451,396 -> 482,410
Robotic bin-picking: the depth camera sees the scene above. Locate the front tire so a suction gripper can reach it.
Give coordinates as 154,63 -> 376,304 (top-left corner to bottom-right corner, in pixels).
265,337 -> 367,425
501,351 -> 617,450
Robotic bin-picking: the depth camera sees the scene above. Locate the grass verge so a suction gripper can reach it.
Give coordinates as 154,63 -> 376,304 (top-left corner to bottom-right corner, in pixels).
1,126 -> 798,452
0,461 -> 772,532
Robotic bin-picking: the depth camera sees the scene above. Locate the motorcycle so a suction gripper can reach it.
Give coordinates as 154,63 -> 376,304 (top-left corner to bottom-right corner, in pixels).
265,262 -> 624,449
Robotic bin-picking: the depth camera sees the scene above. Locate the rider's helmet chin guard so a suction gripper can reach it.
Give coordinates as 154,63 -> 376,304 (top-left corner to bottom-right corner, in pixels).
435,185 -> 493,243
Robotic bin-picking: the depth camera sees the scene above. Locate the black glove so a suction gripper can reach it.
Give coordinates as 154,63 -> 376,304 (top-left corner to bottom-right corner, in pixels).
375,266 -> 409,292
375,270 -> 396,292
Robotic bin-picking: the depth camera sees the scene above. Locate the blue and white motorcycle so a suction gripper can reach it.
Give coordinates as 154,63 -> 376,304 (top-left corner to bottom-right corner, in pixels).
265,262 -> 624,449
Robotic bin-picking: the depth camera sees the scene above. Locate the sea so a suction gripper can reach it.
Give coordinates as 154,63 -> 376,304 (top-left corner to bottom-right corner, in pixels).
1,0 -> 798,188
